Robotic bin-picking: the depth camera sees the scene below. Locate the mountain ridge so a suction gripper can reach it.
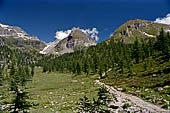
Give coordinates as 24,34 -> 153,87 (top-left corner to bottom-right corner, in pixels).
109,19 -> 170,43
0,23 -> 46,51
1,18 -> 170,54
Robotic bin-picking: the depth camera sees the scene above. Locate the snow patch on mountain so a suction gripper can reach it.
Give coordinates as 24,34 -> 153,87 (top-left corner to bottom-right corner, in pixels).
40,41 -> 59,54
55,28 -> 99,41
0,24 -> 9,28
142,32 -> 156,38
154,13 -> 170,25
40,44 -> 50,54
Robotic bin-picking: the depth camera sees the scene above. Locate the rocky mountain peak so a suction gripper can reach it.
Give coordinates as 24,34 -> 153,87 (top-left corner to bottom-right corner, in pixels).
0,23 -> 39,40
70,27 -> 90,39
40,27 -> 97,55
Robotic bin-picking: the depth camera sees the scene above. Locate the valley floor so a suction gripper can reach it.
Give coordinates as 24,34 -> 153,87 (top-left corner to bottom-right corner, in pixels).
28,68 -> 169,113
27,68 -> 99,113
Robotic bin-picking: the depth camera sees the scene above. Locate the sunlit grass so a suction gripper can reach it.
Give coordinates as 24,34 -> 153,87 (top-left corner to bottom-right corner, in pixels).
27,68 -> 99,113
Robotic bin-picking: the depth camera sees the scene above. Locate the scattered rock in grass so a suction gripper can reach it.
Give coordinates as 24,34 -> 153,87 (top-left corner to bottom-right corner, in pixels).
81,82 -> 84,84
158,87 -> 163,92
61,96 -> 64,100
72,80 -> 78,83
70,100 -> 73,103
50,101 -> 55,106
152,74 -> 157,77
72,93 -> 76,96
50,108 -> 54,111
49,92 -> 53,94
136,90 -> 140,93
163,99 -> 169,105
164,86 -> 169,88
117,88 -> 123,91
145,89 -> 149,92
44,106 -> 48,108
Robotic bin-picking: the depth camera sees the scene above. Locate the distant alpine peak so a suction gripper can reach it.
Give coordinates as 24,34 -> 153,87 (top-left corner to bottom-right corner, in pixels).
0,23 -> 39,41
55,27 -> 99,41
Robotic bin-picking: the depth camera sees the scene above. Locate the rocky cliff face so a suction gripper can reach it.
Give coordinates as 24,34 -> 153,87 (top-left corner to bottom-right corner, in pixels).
110,19 -> 170,43
40,28 -> 97,55
0,23 -> 46,51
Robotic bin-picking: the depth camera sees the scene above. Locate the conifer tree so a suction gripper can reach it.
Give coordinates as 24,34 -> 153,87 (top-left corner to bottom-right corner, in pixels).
11,91 -> 31,113
9,65 -> 32,113
76,62 -> 81,75
99,64 -> 103,79
31,64 -> 35,77
0,66 -> 3,86
133,37 -> 140,63
43,63 -> 48,73
83,60 -> 89,75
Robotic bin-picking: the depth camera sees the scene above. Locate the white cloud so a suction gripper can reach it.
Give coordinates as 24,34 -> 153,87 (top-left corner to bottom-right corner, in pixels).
81,28 -> 99,41
154,13 -> 170,25
55,28 -> 99,41
55,30 -> 71,40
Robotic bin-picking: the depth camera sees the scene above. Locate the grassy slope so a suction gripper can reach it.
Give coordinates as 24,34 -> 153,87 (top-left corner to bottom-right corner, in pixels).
28,68 -> 99,113
102,52 -> 170,107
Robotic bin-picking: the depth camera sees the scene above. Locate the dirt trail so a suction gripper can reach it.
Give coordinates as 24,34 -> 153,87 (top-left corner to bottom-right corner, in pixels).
95,80 -> 170,113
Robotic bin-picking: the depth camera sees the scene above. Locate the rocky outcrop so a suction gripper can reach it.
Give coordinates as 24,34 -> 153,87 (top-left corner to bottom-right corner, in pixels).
119,20 -> 148,37
119,28 -> 131,37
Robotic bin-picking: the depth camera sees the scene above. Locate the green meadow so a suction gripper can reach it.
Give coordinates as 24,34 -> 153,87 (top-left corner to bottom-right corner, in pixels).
28,68 -> 99,113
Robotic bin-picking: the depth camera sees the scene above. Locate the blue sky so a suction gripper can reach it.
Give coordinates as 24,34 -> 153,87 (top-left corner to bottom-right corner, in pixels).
0,0 -> 170,42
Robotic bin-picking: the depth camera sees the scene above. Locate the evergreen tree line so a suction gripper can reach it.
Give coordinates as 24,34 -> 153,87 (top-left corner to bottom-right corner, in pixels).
41,29 -> 170,77
0,45 -> 43,71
